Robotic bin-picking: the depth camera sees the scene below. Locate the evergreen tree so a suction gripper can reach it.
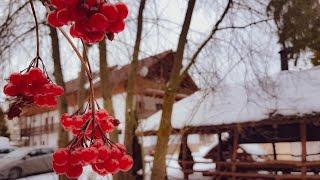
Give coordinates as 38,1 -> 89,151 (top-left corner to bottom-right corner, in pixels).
267,0 -> 320,68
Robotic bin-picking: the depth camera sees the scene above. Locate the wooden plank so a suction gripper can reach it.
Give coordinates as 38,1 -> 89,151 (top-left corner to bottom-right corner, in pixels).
300,120 -> 307,179
231,126 -> 239,180
204,171 -> 320,179
216,133 -> 222,180
181,134 -> 189,180
138,113 -> 320,137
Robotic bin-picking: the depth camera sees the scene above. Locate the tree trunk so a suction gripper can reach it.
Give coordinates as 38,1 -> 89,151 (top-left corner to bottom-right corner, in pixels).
279,44 -> 289,71
77,49 -> 87,111
99,39 -> 116,137
0,107 -> 9,138
99,39 -> 121,180
49,27 -> 69,180
151,0 -> 196,179
122,0 -> 146,179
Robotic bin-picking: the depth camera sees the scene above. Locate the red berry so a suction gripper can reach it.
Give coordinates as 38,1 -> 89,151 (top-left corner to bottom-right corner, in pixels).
81,147 -> 98,164
53,149 -> 69,166
92,162 -> 108,175
70,24 -> 81,38
66,164 -> 83,179
84,31 -> 105,44
48,11 -> 63,27
70,7 -> 87,21
100,3 -> 118,21
89,13 -> 109,32
52,162 -> 67,175
52,85 -> 64,96
57,8 -> 71,25
63,0 -> 79,7
85,0 -> 98,8
100,120 -> 114,132
50,0 -> 65,9
119,155 -> 133,172
98,146 -> 111,160
110,20 -> 125,33
110,146 -> 124,159
69,151 -> 81,165
93,139 -> 104,147
104,158 -> 119,174
28,68 -> 47,83
3,84 -> 19,96
97,109 -> 108,121
115,143 -> 126,152
9,73 -> 23,85
115,3 -> 128,20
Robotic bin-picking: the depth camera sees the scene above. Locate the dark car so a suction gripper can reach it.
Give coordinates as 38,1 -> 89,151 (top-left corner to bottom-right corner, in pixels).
0,146 -> 54,180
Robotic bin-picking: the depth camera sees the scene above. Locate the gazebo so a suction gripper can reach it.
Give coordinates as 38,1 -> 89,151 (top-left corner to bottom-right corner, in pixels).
138,67 -> 320,179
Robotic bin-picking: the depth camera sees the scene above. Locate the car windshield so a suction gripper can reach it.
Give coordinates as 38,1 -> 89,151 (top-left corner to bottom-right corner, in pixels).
3,148 -> 31,159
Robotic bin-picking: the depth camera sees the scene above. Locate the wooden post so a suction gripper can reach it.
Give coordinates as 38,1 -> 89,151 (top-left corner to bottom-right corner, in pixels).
272,124 -> 278,175
181,134 -> 189,180
231,126 -> 240,180
300,121 -> 307,179
216,132 -> 223,180
272,142 -> 278,175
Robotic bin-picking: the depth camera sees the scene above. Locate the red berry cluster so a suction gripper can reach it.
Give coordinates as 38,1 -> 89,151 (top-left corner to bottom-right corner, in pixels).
53,109 -> 133,178
3,68 -> 64,119
47,0 -> 129,44
61,109 -> 119,137
53,140 -> 133,178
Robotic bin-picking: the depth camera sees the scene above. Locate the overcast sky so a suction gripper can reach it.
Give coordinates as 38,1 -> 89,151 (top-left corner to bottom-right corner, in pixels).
0,0 -> 314,102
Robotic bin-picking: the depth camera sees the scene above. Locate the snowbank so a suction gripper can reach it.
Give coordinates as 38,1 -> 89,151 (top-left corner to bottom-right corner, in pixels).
0,136 -> 12,148
139,67 -> 320,131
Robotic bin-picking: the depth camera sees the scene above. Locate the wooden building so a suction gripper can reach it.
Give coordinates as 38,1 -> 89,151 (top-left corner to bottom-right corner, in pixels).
138,67 -> 320,179
8,50 -> 198,146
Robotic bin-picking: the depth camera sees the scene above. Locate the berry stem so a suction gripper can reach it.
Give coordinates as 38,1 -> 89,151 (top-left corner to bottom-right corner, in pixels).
28,0 -> 40,58
81,40 -> 96,144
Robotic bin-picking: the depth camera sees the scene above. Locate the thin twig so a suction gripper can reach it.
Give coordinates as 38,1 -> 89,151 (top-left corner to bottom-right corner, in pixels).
28,0 -> 40,58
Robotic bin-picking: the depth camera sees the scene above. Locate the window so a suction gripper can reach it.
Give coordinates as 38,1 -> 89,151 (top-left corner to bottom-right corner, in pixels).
155,103 -> 163,110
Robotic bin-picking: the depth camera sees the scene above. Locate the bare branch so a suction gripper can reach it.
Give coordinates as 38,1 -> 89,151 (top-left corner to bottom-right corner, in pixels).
179,0 -> 233,82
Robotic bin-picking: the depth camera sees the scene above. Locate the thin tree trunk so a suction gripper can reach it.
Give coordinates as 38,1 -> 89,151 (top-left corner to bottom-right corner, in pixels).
99,40 -> 116,128
279,43 -> 289,71
49,27 -> 68,180
77,49 -> 86,110
151,0 -> 196,179
99,39 -> 121,180
122,0 -> 146,179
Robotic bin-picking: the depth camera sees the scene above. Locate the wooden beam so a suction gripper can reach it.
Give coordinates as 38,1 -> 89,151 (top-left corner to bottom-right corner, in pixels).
203,171 -> 320,179
216,133 -> 222,180
300,120 -> 307,179
231,126 -> 240,180
181,134 -> 189,180
138,113 -> 320,137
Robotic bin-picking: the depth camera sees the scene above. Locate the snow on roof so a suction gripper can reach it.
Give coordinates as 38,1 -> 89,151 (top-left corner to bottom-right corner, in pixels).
139,67 -> 320,132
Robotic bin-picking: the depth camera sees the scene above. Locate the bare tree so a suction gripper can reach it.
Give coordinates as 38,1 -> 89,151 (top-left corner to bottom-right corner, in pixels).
99,39 -> 116,137
121,0 -> 147,180
49,26 -> 69,180
151,0 -> 233,179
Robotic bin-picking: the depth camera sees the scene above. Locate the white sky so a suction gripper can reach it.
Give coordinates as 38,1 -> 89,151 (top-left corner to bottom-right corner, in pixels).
0,0 -> 314,102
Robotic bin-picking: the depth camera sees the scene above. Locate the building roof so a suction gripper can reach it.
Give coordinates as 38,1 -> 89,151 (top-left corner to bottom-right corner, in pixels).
65,50 -> 182,94
20,50 -> 198,117
138,66 -> 320,132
